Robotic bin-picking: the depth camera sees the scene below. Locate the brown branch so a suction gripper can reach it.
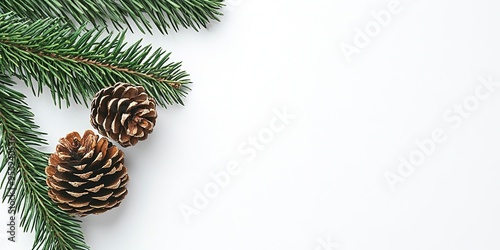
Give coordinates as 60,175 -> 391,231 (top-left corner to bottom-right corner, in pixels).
0,40 -> 183,89
68,56 -> 182,89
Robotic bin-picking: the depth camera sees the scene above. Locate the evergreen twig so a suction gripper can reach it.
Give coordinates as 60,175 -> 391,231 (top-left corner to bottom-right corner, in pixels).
0,13 -> 191,108
0,0 -> 224,34
0,74 -> 89,250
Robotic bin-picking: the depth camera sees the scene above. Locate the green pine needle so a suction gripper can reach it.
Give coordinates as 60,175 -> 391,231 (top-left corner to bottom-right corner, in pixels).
0,0 -> 224,34
0,74 -> 89,250
0,13 -> 191,108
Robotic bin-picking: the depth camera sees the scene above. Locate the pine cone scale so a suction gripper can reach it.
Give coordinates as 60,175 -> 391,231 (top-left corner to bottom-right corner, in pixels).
72,201 -> 90,208
74,171 -> 93,179
52,192 -> 75,203
67,191 -> 87,198
86,184 -> 104,193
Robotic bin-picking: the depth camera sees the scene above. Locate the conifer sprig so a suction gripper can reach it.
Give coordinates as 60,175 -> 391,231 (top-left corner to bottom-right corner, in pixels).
0,13 -> 190,108
0,75 -> 89,250
0,0 -> 224,34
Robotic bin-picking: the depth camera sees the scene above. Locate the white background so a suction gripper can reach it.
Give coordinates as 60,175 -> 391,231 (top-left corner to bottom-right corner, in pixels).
3,0 -> 500,249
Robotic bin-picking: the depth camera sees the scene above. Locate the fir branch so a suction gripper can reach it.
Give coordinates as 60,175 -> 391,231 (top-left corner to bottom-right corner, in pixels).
0,0 -> 224,34
0,13 -> 190,108
0,74 -> 89,250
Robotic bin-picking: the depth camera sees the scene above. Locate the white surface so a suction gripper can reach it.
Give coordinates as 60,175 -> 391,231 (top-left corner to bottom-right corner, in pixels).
3,0 -> 500,249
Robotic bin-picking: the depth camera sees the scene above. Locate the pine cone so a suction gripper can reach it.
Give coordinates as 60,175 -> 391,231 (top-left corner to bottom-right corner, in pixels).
90,82 -> 157,147
45,130 -> 128,216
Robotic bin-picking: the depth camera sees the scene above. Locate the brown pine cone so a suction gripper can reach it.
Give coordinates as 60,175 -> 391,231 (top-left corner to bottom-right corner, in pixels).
45,130 -> 128,216
90,82 -> 157,147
